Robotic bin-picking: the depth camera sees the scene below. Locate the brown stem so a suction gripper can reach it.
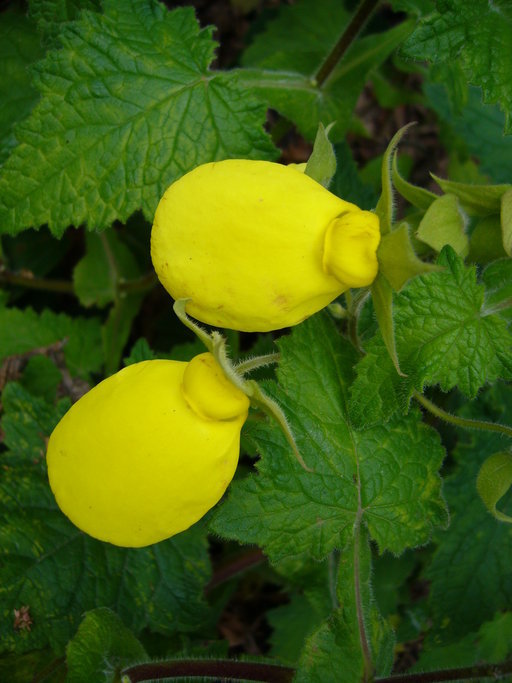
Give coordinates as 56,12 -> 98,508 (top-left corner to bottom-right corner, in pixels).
122,660 -> 294,683
377,660 -> 512,683
314,0 -> 381,86
205,548 -> 266,594
0,268 -> 156,296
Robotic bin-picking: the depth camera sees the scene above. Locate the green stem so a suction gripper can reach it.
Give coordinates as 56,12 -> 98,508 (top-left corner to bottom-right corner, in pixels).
413,391 -> 512,440
481,297 -> 512,317
354,524 -> 374,682
236,353 -> 280,376
313,0 -> 381,86
173,299 -> 214,352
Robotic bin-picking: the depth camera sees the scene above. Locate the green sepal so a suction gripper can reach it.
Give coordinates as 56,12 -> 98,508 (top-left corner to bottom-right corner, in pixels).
371,272 -> 405,376
376,123 -> 416,235
378,222 -> 442,292
416,194 -> 469,256
431,175 -> 512,216
391,151 -> 437,211
501,188 -> 512,256
468,215 -> 508,264
476,451 -> 512,524
305,122 -> 337,188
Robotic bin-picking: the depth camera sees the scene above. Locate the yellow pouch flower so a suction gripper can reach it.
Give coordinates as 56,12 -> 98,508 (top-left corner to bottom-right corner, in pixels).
46,353 -> 249,547
151,159 -> 380,332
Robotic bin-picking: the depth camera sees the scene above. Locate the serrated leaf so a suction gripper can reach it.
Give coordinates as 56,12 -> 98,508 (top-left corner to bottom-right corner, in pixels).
305,123 -> 336,188
402,0 -> 512,134
476,451 -> 512,524
350,247 -> 512,426
424,83 -> 512,184
416,194 -> 469,256
0,0 -> 276,236
0,9 -> 44,164
0,305 -> 103,378
378,222 -> 441,291
432,175 -> 512,216
212,314 -> 447,563
238,6 -> 413,140
66,608 -> 146,683
425,384 -> 512,642
29,0 -> 102,47
0,383 -> 211,655
295,531 -> 394,683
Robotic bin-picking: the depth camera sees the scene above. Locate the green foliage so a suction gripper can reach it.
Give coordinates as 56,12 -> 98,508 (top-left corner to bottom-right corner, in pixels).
66,608 -> 146,683
350,247 -> 512,426
1,0 -> 512,680
0,0 -> 276,236
212,314 -> 448,561
0,383 -> 211,656
402,0 -> 512,133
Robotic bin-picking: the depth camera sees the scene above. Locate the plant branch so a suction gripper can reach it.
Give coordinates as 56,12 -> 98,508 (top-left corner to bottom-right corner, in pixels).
0,268 -> 156,296
354,524 -> 374,682
314,0 -> 380,87
122,659 -> 295,683
205,548 -> 265,594
376,660 -> 512,683
0,268 -> 74,294
414,391 -> 512,440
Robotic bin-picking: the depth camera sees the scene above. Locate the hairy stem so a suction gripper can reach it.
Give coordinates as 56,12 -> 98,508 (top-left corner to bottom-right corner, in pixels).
377,660 -> 512,683
314,0 -> 381,86
236,352 -> 281,375
354,524 -> 374,682
414,391 -> 512,440
122,660 -> 295,683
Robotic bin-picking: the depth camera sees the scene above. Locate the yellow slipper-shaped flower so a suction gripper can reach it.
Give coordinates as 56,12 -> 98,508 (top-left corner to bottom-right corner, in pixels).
151,159 -> 380,332
46,353 -> 249,547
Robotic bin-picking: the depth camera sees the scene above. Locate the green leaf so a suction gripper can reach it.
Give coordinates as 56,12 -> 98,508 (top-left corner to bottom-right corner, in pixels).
124,338 -> 156,366
402,0 -> 512,134
66,608 -> 146,683
73,231 -> 140,308
476,451 -> 512,524
501,188 -> 512,256
416,194 -> 469,256
102,292 -> 144,375
305,123 -> 336,188
20,355 -> 62,402
432,175 -> 512,216
378,222 -> 441,291
0,0 -> 276,236
0,383 -> 212,655
391,151 -> 437,211
0,650 -> 65,683
424,83 -> 512,184
238,6 -> 413,140
329,141 -> 377,210
241,0 -> 351,74
295,531 -> 394,683
468,215 -> 508,264
482,259 -> 512,320
425,384 -> 512,642
0,305 -> 103,379
350,247 -> 512,426
212,314 -> 447,563
0,9 -> 44,164
29,0 -> 102,47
